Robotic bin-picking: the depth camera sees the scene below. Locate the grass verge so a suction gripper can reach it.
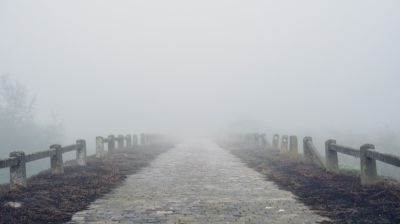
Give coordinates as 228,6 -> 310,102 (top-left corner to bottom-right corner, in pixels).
228,146 -> 400,224
0,144 -> 171,224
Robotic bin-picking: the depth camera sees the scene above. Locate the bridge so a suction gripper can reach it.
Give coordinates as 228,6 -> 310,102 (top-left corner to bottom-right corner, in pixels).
0,133 -> 399,223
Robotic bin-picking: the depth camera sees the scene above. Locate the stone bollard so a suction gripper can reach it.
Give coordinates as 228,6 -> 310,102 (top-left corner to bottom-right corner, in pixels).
117,135 -> 124,150
108,135 -> 116,152
140,133 -> 144,145
140,133 -> 146,145
9,151 -> 27,190
289,135 -> 298,160
126,135 -> 132,149
96,136 -> 105,159
280,135 -> 289,158
303,137 -> 325,167
325,139 -> 338,171
76,139 -> 87,166
261,133 -> 267,149
254,134 -> 260,148
303,137 -> 313,164
50,144 -> 64,174
258,133 -> 263,148
272,134 -> 280,151
360,144 -> 378,185
244,134 -> 249,147
132,134 -> 138,146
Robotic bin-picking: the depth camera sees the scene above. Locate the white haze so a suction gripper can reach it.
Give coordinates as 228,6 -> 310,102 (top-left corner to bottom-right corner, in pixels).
1,0 -> 400,147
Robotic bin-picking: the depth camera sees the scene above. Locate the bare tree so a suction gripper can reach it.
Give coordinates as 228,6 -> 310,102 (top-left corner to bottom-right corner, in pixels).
0,75 -> 63,156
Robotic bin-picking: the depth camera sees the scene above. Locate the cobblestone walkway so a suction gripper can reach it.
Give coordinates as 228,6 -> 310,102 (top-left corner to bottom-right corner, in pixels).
70,141 -> 328,223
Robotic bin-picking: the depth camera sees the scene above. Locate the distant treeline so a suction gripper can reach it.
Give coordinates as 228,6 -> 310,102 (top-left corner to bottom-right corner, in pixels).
0,75 -> 63,157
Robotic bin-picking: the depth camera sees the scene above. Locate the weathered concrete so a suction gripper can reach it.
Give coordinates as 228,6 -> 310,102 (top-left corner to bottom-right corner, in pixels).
132,134 -> 138,146
126,135 -> 132,148
96,136 -> 105,159
360,144 -> 378,185
289,136 -> 298,160
303,137 -> 325,168
260,133 -> 268,148
272,134 -> 280,151
140,133 -> 146,145
76,140 -> 87,166
325,139 -> 338,171
108,135 -> 116,152
50,144 -> 63,174
9,151 -> 27,189
280,135 -> 289,158
117,135 -> 125,150
70,141 -> 327,224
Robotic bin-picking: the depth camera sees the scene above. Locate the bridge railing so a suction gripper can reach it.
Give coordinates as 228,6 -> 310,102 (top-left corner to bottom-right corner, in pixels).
0,132 -> 164,190
0,140 -> 86,190
325,139 -> 400,185
229,133 -> 269,149
273,134 -> 400,185
95,133 -> 165,158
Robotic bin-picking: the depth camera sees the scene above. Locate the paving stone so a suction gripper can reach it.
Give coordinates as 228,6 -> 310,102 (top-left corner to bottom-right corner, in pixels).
70,141 -> 329,223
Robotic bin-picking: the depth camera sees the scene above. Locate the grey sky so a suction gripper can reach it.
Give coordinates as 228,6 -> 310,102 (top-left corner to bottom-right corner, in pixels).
1,0 -> 399,142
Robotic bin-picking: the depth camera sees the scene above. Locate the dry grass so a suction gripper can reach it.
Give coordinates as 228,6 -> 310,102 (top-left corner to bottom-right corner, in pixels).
0,145 -> 171,224
229,146 -> 400,224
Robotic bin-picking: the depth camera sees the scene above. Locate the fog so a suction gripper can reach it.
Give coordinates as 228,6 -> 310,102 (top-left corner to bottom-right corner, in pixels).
1,0 -> 400,151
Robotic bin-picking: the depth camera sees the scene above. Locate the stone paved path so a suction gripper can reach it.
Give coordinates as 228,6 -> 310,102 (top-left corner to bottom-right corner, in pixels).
70,141 -> 328,223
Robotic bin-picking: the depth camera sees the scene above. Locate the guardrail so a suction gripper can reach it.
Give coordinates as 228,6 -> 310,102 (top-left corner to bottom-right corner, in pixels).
0,132 -> 164,190
95,133 -> 164,158
1,140 -> 86,190
95,134 -> 139,158
272,134 -> 400,185
229,133 -> 269,149
325,139 -> 400,185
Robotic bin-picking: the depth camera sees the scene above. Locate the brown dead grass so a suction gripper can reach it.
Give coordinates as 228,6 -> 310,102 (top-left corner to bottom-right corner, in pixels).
229,146 -> 400,224
0,145 -> 171,224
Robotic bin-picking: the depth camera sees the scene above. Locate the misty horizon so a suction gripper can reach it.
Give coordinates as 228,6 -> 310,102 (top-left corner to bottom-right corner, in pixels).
1,0 -> 399,144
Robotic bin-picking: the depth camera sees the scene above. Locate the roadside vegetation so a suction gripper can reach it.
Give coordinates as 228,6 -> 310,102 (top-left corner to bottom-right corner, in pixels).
228,145 -> 400,224
0,145 -> 171,224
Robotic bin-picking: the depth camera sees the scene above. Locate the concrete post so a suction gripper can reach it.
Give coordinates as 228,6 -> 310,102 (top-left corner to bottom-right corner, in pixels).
96,136 -> 105,159
360,144 -> 378,185
244,134 -> 249,147
126,135 -> 132,149
272,134 -> 280,151
289,135 -> 298,160
261,133 -> 267,148
9,151 -> 27,190
303,137 -> 325,167
257,134 -> 263,147
280,135 -> 289,158
132,134 -> 138,146
325,139 -> 338,171
303,137 -> 313,164
50,144 -> 64,174
117,135 -> 124,150
108,135 -> 116,152
140,133 -> 145,145
76,139 -> 87,166
255,134 -> 260,147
